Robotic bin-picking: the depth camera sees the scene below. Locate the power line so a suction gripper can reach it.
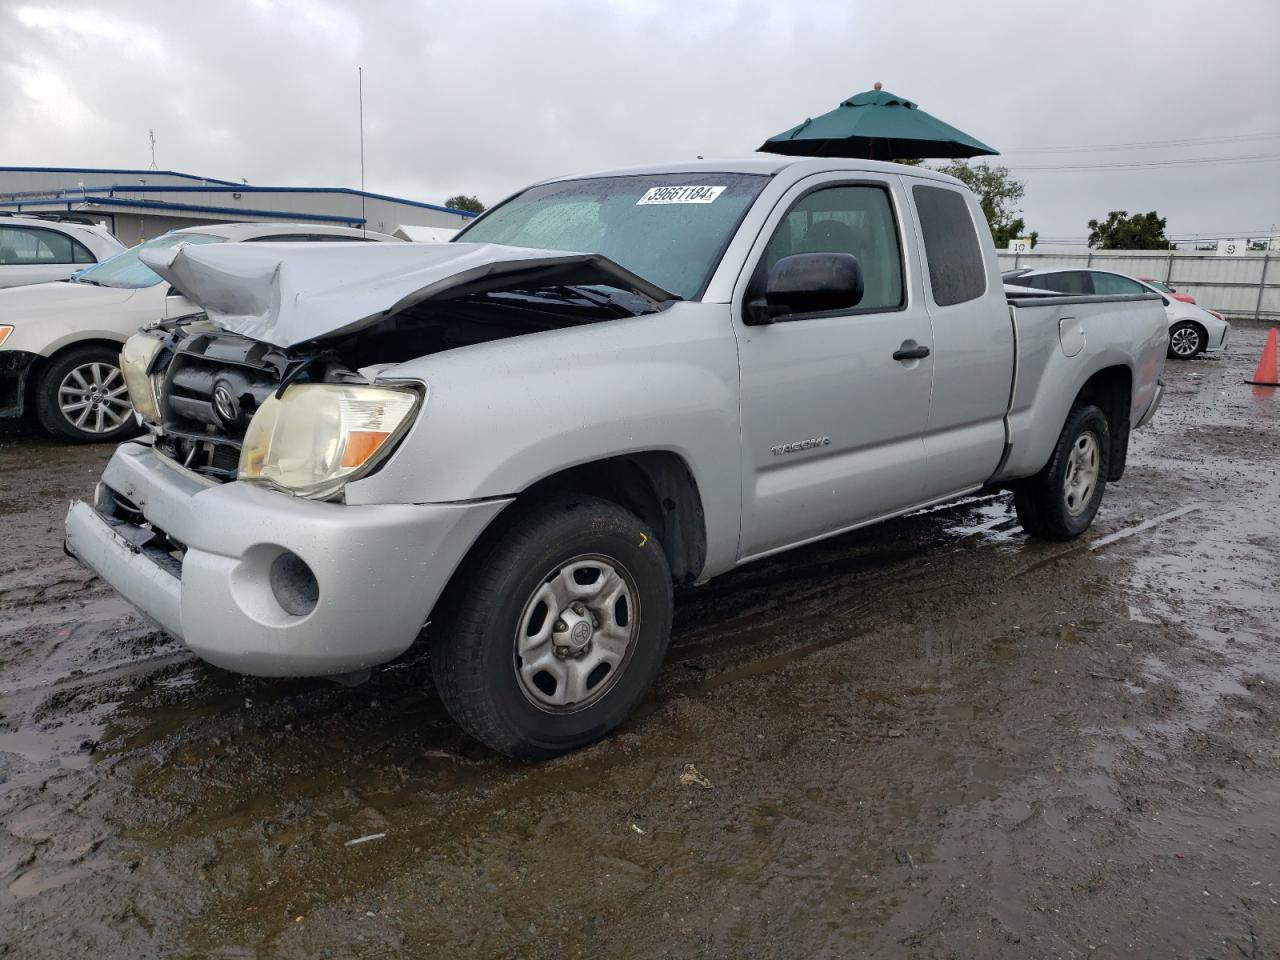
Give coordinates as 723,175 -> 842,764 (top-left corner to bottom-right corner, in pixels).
1002,131 -> 1280,153
1003,152 -> 1280,172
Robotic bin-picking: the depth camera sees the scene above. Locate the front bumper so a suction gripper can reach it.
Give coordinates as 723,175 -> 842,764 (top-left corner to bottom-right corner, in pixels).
65,442 -> 511,676
0,351 -> 37,418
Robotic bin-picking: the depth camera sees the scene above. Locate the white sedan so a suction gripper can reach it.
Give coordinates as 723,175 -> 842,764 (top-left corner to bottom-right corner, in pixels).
0,222 -> 397,442
1002,267 -> 1231,360
0,216 -> 125,289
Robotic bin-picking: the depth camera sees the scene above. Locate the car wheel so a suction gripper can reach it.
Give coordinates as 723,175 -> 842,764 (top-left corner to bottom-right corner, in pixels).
430,495 -> 674,760
1013,403 -> 1110,542
1167,321 -> 1205,359
34,344 -> 140,443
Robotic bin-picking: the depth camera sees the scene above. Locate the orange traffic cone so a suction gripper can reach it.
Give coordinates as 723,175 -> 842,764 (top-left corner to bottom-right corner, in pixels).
1247,327 -> 1279,387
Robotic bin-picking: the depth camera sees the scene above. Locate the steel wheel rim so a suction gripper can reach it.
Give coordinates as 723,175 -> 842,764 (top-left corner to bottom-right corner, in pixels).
58,362 -> 132,434
513,553 -> 640,714
1171,327 -> 1199,356
1063,431 -> 1101,517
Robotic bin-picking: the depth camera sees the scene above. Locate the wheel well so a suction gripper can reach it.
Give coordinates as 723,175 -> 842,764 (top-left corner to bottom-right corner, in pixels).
515,453 -> 709,585
1074,365 -> 1131,482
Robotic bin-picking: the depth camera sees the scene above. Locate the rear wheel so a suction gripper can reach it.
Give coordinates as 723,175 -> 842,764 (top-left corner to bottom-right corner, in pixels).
1013,403 -> 1110,541
34,344 -> 139,443
430,495 -> 673,760
1167,321 -> 1205,359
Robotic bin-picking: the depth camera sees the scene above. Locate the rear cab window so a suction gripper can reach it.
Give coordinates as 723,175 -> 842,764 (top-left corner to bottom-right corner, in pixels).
911,184 -> 986,306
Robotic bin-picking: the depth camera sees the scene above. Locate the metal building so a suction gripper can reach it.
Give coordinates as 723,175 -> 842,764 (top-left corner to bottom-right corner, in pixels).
0,166 -> 477,245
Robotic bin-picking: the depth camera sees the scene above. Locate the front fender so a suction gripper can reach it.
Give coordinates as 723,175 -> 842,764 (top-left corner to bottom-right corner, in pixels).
344,302 -> 743,575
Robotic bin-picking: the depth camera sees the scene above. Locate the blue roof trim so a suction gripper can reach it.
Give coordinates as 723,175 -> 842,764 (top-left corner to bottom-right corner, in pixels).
0,196 -> 365,224
96,184 -> 479,217
1,172 -> 478,218
0,166 -> 240,186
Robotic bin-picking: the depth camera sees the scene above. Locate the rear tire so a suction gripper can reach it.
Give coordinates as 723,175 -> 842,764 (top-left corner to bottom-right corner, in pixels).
1014,403 -> 1110,542
430,495 -> 673,760
34,344 -> 139,443
1167,321 -> 1205,359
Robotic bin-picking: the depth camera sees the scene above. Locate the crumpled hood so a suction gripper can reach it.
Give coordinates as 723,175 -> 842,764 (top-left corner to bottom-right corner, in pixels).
141,241 -> 675,348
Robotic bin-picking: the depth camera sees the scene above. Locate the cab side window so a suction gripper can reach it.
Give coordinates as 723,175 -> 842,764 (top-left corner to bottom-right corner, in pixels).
761,184 -> 904,312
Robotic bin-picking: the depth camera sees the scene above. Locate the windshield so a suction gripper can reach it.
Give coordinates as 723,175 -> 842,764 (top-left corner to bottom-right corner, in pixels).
455,173 -> 770,299
73,232 -> 224,289
1144,279 -> 1172,294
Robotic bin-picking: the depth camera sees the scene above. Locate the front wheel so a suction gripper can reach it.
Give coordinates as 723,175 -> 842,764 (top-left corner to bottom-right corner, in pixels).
1167,321 -> 1205,359
33,344 -> 140,443
430,495 -> 673,760
1013,403 -> 1110,541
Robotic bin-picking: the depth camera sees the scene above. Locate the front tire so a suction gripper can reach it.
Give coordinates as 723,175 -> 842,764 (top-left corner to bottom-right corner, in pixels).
34,345 -> 139,443
1167,321 -> 1205,359
430,495 -> 674,760
1013,403 -> 1110,542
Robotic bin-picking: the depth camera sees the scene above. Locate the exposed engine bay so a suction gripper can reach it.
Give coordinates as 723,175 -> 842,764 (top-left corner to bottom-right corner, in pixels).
144,276 -> 669,482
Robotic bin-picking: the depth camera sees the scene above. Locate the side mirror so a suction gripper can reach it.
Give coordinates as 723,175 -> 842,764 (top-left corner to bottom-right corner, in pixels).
1161,296 -> 1170,306
749,252 -> 865,324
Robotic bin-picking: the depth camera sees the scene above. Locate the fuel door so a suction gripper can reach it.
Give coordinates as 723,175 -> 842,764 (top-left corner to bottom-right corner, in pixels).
1058,316 -> 1086,357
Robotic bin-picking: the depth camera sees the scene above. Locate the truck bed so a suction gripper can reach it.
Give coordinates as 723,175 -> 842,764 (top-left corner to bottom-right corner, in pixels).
996,292 -> 1168,483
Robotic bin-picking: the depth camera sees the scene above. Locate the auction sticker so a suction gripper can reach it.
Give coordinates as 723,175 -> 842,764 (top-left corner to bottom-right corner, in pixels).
637,185 -> 726,205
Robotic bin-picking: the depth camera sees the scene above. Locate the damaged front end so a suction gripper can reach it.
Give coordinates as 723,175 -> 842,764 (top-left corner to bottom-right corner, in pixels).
130,323 -> 331,481
127,241 -> 675,494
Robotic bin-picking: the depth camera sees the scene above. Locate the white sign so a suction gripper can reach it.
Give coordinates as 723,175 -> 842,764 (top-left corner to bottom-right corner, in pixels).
636,185 -> 725,205
1007,237 -> 1033,253
1216,239 -> 1247,257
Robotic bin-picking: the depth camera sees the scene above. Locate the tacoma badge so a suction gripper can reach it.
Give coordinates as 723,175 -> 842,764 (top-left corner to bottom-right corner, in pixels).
771,436 -> 831,456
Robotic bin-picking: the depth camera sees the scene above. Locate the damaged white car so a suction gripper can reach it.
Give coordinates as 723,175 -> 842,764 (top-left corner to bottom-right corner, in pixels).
65,159 -> 1168,758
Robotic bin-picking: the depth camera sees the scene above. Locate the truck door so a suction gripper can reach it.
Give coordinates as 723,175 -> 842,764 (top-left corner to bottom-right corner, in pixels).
733,176 -> 935,560
908,184 -> 1017,499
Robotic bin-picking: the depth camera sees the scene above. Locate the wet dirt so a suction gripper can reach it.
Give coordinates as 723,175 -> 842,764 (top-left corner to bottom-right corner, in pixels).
1,327 -> 1278,959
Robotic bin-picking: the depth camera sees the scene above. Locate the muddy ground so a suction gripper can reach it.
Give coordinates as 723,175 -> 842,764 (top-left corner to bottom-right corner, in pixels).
1,326 -> 1277,959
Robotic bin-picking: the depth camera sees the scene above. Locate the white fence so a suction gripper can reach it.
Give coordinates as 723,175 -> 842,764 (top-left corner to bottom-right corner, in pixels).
996,249 -> 1278,321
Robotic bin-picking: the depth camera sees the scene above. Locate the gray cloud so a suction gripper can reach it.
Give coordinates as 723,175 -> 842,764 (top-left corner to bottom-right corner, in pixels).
2,0 -> 1278,242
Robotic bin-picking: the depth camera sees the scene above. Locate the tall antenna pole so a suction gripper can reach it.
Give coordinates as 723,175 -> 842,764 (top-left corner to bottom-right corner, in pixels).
148,129 -> 158,171
358,66 -> 367,235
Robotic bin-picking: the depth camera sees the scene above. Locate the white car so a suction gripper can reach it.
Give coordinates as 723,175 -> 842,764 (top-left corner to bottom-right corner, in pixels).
0,216 -> 125,289
1002,268 -> 1230,360
0,222 -> 398,442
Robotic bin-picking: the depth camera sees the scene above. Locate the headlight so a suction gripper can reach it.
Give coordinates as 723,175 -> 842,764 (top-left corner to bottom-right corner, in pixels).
238,383 -> 420,499
0,325 -> 13,348
120,333 -> 164,422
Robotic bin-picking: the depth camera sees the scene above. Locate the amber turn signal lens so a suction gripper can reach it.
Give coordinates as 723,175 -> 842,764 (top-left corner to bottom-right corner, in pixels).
340,430 -> 392,469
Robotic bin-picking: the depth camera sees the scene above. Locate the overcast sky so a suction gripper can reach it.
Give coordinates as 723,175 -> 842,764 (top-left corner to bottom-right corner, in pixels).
2,0 -> 1278,244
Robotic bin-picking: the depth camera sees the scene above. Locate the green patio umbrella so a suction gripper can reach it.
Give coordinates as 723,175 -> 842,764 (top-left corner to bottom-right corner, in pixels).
759,83 -> 997,161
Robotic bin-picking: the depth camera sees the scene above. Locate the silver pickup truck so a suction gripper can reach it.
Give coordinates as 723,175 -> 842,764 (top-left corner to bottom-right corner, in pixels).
65,158 -> 1168,758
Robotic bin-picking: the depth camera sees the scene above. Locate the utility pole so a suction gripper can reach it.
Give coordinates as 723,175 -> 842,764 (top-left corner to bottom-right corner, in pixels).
358,67 -> 367,235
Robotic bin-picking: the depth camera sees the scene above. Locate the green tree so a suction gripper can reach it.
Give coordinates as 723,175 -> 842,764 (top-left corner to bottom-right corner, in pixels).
935,161 -> 1036,248
1086,211 -> 1171,250
445,194 -> 485,214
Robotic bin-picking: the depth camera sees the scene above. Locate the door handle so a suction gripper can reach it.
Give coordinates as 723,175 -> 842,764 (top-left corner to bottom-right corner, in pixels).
893,341 -> 931,361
